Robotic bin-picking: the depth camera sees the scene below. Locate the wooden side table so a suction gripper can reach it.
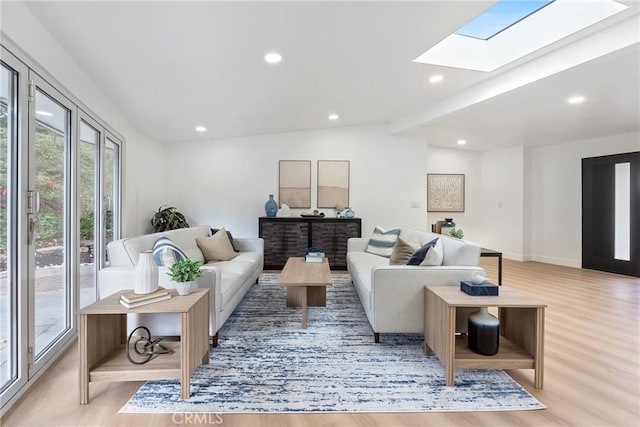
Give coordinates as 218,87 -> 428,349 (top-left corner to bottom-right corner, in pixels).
78,288 -> 210,404
424,285 -> 546,388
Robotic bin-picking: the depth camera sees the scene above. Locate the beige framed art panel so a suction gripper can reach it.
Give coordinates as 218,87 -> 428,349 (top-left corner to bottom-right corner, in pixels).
279,160 -> 312,208
427,173 -> 465,212
317,160 -> 350,208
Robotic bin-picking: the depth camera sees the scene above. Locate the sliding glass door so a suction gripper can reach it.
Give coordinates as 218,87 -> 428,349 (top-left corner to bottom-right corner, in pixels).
0,52 -> 24,397
29,76 -> 75,370
0,44 -> 122,410
79,117 -> 99,308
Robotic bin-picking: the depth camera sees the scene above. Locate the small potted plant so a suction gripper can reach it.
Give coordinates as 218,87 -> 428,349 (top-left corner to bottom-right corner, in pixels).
167,259 -> 203,295
449,228 -> 464,239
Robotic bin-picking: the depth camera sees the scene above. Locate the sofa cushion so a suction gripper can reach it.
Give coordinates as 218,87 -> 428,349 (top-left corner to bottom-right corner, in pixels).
347,251 -> 387,279
152,236 -> 187,266
421,237 -> 444,266
407,237 -> 439,265
196,228 -> 239,262
366,226 -> 401,258
219,271 -> 243,307
390,238 -> 419,265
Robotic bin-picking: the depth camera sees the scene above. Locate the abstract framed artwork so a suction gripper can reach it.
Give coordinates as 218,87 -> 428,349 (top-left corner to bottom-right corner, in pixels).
279,160 -> 311,208
427,174 -> 465,212
317,160 -> 350,208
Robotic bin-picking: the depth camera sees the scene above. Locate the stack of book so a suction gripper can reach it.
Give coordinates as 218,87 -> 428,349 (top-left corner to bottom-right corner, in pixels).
305,251 -> 325,263
120,289 -> 171,308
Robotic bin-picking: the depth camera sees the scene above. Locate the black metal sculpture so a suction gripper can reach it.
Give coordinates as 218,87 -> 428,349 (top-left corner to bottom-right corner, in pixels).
126,326 -> 172,364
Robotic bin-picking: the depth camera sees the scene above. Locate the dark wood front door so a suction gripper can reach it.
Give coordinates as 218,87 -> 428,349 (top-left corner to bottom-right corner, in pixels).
582,151 -> 639,277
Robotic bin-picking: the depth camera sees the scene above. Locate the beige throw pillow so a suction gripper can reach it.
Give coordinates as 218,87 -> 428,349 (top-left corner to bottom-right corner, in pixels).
389,238 -> 419,265
196,228 -> 238,262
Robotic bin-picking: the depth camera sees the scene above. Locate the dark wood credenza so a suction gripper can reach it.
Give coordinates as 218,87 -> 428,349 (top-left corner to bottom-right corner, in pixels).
258,217 -> 362,270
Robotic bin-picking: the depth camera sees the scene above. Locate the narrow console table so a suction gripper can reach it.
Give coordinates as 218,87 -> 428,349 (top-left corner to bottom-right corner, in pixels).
480,248 -> 503,285
78,288 -> 210,404
424,285 -> 546,388
259,216 -> 361,270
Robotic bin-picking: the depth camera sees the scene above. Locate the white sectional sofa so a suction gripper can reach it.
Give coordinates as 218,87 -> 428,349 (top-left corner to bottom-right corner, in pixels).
347,226 -> 485,342
98,225 -> 264,347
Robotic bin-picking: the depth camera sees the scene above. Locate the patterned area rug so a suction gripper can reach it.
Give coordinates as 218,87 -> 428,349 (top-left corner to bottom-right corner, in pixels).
120,273 -> 545,413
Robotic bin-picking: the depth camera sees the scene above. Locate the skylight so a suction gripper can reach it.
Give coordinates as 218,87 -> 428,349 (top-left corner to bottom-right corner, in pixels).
456,0 -> 554,40
414,0 -> 628,72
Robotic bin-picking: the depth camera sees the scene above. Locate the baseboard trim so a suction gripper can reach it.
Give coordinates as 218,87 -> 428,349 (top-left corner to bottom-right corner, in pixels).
529,255 -> 581,269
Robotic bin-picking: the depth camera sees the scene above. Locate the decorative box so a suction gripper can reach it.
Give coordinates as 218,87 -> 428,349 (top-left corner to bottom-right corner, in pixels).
460,281 -> 499,296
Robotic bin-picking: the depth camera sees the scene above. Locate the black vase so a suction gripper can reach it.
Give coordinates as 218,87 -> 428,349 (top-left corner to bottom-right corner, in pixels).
468,307 -> 499,356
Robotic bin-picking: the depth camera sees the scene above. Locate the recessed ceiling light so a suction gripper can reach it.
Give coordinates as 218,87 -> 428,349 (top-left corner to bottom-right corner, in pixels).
36,110 -> 53,117
328,113 -> 339,121
429,74 -> 444,84
457,139 -> 467,145
567,95 -> 586,105
264,52 -> 282,64
195,126 -> 207,133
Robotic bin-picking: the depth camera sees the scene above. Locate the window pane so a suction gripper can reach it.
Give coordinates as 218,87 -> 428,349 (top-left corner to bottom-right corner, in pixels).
104,138 -> 119,266
456,0 -> 554,40
79,120 -> 98,308
615,162 -> 631,261
0,64 -> 16,390
34,89 -> 70,357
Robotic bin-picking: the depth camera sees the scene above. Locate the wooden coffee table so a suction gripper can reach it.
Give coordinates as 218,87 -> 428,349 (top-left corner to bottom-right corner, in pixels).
424,285 -> 546,388
277,257 -> 332,328
78,288 -> 210,404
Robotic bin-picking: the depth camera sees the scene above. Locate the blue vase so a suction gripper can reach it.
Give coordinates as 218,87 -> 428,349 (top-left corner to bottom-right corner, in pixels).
265,194 -> 278,217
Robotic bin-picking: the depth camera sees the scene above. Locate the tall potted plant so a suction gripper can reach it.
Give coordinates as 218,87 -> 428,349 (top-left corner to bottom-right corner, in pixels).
167,259 -> 203,295
150,206 -> 190,232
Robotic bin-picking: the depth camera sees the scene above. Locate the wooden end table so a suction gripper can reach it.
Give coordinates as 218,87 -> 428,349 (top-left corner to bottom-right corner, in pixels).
78,288 -> 210,404
424,285 -> 546,388
277,257 -> 332,328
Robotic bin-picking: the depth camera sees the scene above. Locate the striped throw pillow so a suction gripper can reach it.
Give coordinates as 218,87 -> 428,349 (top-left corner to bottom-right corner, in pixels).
366,226 -> 401,258
152,236 -> 187,266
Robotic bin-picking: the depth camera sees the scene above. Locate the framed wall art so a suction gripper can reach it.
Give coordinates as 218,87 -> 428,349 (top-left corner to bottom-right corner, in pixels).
427,173 -> 465,212
279,160 -> 311,208
317,160 -> 350,208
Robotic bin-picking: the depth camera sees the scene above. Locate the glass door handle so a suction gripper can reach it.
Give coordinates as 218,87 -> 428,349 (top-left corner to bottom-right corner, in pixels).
26,190 -> 40,245
28,217 -> 37,245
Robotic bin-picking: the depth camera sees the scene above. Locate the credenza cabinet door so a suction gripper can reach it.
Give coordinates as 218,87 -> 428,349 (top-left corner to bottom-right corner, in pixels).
259,217 -> 361,270
260,221 -> 309,268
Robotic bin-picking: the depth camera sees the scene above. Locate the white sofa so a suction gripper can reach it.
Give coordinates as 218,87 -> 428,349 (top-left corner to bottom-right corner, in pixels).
98,225 -> 264,347
347,226 -> 485,342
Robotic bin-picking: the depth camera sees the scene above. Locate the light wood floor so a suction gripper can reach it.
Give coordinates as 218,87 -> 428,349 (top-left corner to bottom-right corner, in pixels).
2,259 -> 639,427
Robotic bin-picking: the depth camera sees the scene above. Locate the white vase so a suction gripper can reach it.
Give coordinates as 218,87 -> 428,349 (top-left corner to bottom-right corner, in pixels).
175,281 -> 194,296
133,251 -> 159,294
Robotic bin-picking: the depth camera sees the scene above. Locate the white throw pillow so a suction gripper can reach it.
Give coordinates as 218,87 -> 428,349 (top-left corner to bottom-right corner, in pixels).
366,226 -> 401,258
420,237 -> 444,266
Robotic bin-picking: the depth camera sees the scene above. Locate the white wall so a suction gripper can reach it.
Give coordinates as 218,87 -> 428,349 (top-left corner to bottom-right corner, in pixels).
527,131 -> 640,267
164,124 -> 429,237
425,146 -> 483,242
1,1 -> 165,236
480,146 -> 525,259
426,145 -> 526,259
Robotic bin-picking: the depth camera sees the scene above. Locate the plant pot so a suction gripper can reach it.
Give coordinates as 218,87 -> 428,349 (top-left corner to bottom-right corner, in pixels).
175,281 -> 194,296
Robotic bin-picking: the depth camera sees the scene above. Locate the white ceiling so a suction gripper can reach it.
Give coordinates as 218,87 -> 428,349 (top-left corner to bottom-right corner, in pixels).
22,1 -> 640,150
